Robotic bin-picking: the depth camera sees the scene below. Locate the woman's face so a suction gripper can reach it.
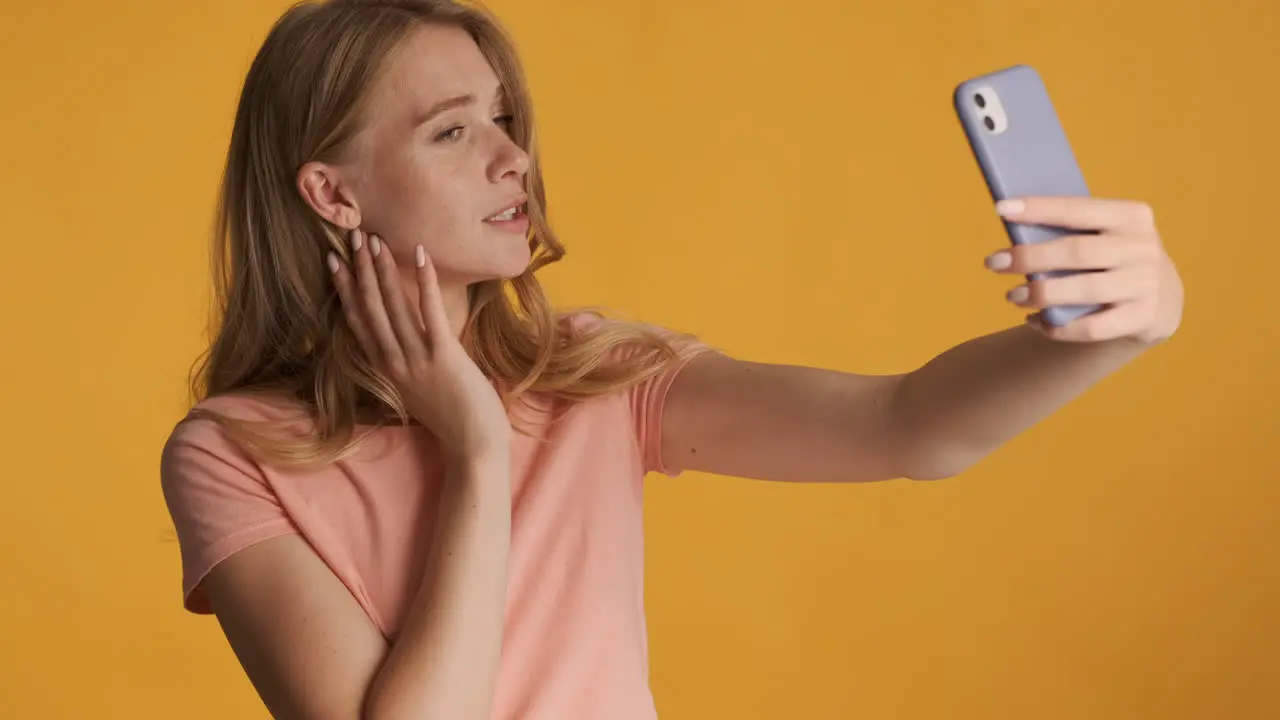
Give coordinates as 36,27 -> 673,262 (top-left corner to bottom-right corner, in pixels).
321,23 -> 533,287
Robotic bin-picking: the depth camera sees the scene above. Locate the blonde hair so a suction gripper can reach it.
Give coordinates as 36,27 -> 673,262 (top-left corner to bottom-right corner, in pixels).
188,0 -> 696,466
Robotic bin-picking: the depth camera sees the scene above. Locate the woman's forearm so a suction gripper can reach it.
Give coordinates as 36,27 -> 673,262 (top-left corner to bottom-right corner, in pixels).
893,323 -> 1151,479
364,453 -> 512,720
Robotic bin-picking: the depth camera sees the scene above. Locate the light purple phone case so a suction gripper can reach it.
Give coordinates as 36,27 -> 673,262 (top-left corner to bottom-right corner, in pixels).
953,64 -> 1101,327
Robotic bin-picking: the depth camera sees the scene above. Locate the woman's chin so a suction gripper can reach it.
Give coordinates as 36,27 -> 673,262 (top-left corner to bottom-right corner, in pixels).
449,250 -> 533,286
491,244 -> 535,279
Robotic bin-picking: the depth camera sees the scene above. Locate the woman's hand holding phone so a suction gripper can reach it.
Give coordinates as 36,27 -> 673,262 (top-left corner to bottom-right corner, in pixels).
983,196 -> 1183,345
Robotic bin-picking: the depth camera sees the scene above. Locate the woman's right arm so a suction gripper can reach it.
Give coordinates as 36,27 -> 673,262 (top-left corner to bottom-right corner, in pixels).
204,451 -> 511,720
204,232 -> 519,719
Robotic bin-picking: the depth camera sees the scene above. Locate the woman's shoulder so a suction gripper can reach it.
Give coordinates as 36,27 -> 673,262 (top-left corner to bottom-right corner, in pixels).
190,390 -> 311,421
556,307 -> 609,334
158,390 -> 339,500
164,390 -> 315,454
556,308 -> 713,359
554,308 -> 693,344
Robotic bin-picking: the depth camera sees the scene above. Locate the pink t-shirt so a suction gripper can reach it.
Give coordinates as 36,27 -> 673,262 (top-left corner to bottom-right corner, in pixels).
160,315 -> 710,719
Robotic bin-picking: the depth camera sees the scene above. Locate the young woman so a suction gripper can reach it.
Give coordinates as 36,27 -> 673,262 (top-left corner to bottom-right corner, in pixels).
159,1 -> 1184,718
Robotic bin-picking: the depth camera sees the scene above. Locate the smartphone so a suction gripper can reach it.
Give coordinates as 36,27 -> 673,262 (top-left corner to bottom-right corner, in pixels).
953,64 -> 1101,327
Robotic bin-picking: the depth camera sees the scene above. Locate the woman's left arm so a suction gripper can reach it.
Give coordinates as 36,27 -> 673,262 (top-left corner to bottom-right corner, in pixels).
661,196 -> 1184,482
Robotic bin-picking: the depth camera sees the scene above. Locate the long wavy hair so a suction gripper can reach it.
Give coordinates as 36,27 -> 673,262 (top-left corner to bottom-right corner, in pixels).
187,0 -> 697,467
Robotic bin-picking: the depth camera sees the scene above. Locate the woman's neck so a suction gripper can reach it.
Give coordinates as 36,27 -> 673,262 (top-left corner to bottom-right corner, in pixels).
394,265 -> 472,340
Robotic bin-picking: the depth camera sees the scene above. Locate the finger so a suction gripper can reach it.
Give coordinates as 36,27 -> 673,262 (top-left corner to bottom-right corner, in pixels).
369,234 -> 428,364
997,196 -> 1157,234
1008,266 -> 1152,308
329,251 -> 378,359
351,229 -> 406,368
1031,300 -> 1153,343
987,233 -> 1161,274
414,245 -> 452,345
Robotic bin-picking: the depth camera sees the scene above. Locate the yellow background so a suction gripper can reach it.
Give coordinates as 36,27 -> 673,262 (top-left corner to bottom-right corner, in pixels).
1,0 -> 1276,717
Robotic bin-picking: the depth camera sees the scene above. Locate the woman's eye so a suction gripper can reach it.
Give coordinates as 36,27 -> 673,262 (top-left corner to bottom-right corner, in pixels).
434,115 -> 513,143
436,125 -> 464,142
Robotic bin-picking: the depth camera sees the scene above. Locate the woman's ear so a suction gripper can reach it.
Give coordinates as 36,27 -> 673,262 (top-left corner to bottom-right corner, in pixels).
297,162 -> 361,229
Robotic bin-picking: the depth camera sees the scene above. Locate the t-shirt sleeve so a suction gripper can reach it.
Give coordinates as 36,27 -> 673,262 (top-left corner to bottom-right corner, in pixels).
625,325 -> 717,478
159,417 -> 299,614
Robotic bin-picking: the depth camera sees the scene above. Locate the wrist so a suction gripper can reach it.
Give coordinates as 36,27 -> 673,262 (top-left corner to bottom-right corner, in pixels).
443,448 -> 511,487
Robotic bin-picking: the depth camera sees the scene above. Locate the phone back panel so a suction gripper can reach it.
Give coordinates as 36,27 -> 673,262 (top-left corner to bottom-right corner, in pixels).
954,65 -> 1100,327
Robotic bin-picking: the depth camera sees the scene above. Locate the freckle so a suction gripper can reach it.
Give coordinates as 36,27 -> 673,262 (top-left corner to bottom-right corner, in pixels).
691,447 -> 698,454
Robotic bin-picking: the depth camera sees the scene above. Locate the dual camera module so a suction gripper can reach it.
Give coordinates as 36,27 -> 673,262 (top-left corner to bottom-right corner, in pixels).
971,88 -> 1008,134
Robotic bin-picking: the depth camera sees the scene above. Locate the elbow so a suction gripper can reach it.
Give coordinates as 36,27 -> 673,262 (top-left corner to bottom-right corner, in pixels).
884,377 -> 971,482
886,409 -> 983,482
895,441 -> 983,482
903,464 -> 965,482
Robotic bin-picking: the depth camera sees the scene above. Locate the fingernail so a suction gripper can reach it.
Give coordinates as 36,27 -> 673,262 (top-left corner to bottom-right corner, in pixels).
371,235 -> 381,256
996,199 -> 1025,216
351,230 -> 363,252
415,245 -> 426,268
326,252 -> 339,273
984,251 -> 1012,270
1007,285 -> 1029,303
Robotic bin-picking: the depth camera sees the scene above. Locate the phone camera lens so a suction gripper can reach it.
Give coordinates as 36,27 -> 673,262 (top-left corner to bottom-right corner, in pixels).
983,116 -> 995,131
974,93 -> 986,108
